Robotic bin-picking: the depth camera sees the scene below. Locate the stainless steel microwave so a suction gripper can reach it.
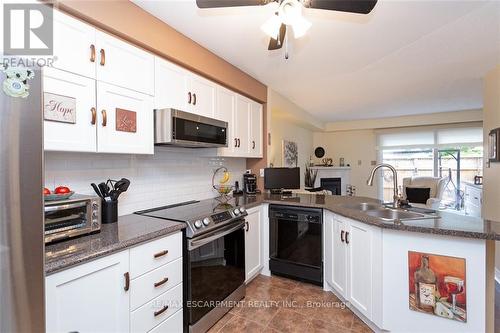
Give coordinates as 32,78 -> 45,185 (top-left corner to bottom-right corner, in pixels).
44,194 -> 101,244
154,108 -> 228,148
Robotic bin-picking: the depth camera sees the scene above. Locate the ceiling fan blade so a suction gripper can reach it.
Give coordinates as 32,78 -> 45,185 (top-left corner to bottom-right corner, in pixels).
302,0 -> 378,14
268,24 -> 286,50
196,0 -> 274,8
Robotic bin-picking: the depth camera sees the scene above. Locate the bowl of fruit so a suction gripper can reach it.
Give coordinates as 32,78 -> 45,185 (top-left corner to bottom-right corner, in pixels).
44,186 -> 74,201
212,167 -> 234,199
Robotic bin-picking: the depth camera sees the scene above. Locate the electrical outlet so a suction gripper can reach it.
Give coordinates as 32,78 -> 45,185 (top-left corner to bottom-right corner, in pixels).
371,160 -> 377,166
260,168 -> 265,177
358,160 -> 362,166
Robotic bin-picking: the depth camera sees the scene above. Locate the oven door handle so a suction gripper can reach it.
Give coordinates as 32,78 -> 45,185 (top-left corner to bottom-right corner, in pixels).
44,201 -> 87,212
189,221 -> 245,250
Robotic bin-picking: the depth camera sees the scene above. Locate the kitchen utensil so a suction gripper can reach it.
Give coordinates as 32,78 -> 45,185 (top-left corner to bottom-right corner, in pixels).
98,182 -> 109,198
314,147 -> 325,158
101,199 -> 118,224
108,178 -> 130,200
91,183 -> 103,198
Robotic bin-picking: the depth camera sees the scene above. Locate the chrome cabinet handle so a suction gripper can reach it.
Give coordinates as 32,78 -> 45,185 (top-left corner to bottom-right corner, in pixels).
90,44 -> 96,63
99,49 -> 105,66
153,250 -> 169,259
154,277 -> 169,288
101,110 -> 107,127
124,272 -> 130,291
91,107 -> 96,125
154,305 -> 169,317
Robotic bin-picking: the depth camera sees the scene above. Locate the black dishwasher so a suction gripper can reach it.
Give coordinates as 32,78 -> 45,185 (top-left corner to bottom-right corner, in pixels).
269,205 -> 323,285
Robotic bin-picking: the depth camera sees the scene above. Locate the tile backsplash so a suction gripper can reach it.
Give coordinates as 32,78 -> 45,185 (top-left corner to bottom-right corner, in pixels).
45,147 -> 247,215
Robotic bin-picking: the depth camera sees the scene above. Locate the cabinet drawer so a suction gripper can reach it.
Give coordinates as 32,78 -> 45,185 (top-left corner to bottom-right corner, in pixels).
130,283 -> 183,333
130,232 -> 182,278
148,309 -> 183,333
131,257 -> 183,310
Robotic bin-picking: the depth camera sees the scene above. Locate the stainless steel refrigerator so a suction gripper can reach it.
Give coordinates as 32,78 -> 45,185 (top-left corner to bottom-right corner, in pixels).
0,65 -> 45,331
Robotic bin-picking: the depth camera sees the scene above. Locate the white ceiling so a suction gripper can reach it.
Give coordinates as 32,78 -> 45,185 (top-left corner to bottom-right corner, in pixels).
133,0 -> 500,122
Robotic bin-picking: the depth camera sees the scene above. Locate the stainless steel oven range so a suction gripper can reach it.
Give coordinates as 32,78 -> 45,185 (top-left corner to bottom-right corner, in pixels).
136,199 -> 247,333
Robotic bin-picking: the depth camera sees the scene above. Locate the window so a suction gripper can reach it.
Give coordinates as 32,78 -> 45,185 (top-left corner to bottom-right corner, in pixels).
377,125 -> 483,210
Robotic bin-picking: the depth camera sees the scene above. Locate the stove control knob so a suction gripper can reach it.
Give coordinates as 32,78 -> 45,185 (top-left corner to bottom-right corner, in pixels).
194,220 -> 203,229
203,217 -> 211,226
233,208 -> 240,216
239,207 -> 246,213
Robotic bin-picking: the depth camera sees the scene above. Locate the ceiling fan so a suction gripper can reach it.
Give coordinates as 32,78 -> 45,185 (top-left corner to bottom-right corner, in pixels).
196,0 -> 378,53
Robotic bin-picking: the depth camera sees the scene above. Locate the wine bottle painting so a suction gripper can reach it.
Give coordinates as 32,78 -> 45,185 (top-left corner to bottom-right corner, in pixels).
408,251 -> 467,323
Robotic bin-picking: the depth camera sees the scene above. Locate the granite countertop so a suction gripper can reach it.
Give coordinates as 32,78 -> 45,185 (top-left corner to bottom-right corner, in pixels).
238,192 -> 500,241
45,214 -> 185,275
46,192 -> 500,274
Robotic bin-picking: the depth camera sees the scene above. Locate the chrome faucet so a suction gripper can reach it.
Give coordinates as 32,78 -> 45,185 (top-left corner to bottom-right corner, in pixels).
366,163 -> 402,208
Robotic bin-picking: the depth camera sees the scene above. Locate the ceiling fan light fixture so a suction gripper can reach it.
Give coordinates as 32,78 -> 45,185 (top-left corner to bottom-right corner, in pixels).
261,13 -> 282,39
292,16 -> 311,38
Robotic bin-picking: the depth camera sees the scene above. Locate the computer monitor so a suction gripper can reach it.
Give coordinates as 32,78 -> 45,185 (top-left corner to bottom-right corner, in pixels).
264,167 -> 300,190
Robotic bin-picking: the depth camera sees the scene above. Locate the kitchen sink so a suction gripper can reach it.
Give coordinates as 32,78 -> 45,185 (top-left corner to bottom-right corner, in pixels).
340,202 -> 383,211
364,208 -> 435,222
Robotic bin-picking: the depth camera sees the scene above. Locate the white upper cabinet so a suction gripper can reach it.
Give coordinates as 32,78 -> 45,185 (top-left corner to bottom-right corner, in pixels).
95,31 -> 154,96
43,67 -> 97,152
234,96 -> 251,156
188,74 -> 216,118
154,57 -> 190,111
215,87 -> 236,156
52,11 -> 154,95
97,82 -> 154,154
249,102 -> 263,158
52,11 -> 96,79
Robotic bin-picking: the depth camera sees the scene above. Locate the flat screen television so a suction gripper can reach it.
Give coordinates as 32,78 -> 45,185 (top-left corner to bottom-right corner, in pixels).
264,167 -> 300,190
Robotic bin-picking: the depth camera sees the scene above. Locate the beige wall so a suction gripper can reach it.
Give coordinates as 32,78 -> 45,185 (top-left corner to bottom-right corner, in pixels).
482,65 -> 500,272
268,90 -> 317,188
313,130 -> 379,198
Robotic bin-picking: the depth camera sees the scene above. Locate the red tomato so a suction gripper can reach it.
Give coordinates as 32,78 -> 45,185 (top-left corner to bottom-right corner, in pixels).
43,187 -> 51,196
54,186 -> 71,194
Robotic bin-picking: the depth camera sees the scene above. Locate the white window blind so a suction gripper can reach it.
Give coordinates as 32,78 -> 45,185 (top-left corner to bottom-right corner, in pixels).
377,124 -> 483,150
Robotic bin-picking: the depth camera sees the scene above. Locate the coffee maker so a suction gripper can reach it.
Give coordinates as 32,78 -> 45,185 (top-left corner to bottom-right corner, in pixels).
243,173 -> 258,195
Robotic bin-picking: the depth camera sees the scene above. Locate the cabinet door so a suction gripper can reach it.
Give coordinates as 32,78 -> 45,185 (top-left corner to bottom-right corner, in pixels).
45,251 -> 130,333
215,87 -> 236,156
154,57 -> 190,111
234,96 -> 250,156
347,220 -> 373,319
245,207 -> 262,282
249,102 -> 263,158
43,67 -> 97,152
96,31 -> 154,95
331,218 -> 348,299
97,82 -> 154,154
188,74 -> 216,118
52,11 -> 96,79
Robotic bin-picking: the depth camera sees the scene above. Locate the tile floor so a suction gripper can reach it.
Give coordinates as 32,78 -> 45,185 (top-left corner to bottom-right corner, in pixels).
207,274 -> 373,333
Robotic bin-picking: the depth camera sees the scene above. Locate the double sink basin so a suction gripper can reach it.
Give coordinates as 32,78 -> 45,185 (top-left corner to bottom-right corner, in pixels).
340,202 -> 440,223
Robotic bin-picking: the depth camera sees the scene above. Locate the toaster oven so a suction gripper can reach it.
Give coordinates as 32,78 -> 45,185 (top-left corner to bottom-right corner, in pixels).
44,194 -> 101,244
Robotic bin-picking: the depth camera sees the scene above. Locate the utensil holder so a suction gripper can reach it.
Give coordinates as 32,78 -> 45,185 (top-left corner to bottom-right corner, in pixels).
102,199 -> 118,224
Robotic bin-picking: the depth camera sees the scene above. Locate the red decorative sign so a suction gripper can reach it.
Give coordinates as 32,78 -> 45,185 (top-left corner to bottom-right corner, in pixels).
116,108 -> 137,133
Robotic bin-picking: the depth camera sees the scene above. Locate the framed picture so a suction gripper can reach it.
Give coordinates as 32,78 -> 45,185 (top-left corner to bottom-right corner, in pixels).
282,140 -> 298,167
489,128 -> 500,162
408,251 -> 466,323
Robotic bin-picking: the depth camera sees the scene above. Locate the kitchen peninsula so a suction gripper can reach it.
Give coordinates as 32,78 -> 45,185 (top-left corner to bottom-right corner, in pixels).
45,193 -> 498,333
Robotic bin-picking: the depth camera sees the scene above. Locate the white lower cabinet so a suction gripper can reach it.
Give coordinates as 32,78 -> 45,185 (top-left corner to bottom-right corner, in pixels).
324,211 -> 382,326
45,232 -> 183,333
245,206 -> 263,282
45,251 -> 130,333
